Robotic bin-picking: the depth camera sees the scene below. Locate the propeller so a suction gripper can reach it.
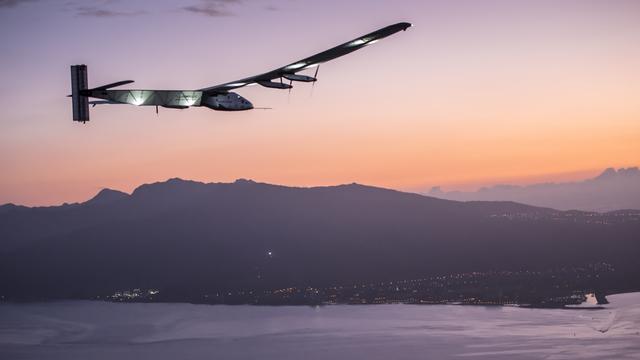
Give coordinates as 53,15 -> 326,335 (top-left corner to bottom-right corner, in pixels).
311,65 -> 320,97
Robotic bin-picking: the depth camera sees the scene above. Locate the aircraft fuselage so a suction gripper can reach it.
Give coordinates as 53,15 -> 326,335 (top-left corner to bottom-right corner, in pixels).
82,89 -> 253,111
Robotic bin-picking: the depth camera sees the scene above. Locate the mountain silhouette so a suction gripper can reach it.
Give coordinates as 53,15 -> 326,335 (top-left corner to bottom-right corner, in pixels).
1,178 -> 638,300
85,188 -> 129,206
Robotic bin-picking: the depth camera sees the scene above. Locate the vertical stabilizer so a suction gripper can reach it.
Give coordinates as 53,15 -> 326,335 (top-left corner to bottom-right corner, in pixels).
70,65 -> 89,122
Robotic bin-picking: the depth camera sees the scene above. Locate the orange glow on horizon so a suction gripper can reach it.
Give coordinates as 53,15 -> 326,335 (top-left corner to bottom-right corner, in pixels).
1,0 -> 639,206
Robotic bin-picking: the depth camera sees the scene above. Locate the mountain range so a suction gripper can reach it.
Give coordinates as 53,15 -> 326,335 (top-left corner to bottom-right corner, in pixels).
1,178 -> 639,300
429,167 -> 640,212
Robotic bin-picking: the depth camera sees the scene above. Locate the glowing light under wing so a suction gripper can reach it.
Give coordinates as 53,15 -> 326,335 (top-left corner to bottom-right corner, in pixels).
348,39 -> 366,47
227,82 -> 247,87
285,62 -> 306,70
131,92 -> 145,106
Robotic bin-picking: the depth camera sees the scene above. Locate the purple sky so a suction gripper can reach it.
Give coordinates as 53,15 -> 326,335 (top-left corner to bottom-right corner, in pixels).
1,0 -> 639,205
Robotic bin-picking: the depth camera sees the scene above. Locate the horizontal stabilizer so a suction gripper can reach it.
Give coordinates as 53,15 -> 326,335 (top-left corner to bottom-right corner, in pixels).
88,100 -> 121,107
91,80 -> 134,91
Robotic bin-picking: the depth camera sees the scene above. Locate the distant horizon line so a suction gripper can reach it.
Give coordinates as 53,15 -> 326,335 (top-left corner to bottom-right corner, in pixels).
2,165 -> 637,208
420,166 -> 639,193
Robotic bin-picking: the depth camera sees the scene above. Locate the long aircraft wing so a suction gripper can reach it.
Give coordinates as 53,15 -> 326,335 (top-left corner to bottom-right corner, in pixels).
199,22 -> 411,95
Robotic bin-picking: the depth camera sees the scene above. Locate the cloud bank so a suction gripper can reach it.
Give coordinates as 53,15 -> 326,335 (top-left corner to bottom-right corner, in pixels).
429,167 -> 640,212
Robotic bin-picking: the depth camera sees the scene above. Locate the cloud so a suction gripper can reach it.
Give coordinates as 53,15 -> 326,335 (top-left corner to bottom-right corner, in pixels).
181,0 -> 244,17
182,5 -> 229,17
0,0 -> 268,17
428,167 -> 640,212
0,0 -> 36,8
74,6 -> 145,17
51,0 -> 147,18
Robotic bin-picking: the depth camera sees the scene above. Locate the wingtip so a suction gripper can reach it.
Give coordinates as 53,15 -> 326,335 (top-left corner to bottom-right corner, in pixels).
398,22 -> 413,31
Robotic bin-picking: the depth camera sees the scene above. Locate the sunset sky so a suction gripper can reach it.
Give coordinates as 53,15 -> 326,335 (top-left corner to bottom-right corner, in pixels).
1,0 -> 639,206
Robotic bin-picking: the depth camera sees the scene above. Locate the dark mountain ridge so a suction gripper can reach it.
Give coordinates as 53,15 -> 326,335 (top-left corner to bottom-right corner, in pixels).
85,188 -> 129,206
1,178 -> 638,301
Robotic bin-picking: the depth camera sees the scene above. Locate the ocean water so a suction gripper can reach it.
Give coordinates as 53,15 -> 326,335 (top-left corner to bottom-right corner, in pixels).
1,293 -> 639,360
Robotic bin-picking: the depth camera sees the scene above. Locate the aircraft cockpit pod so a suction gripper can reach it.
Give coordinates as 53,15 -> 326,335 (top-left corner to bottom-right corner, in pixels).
203,92 -> 253,111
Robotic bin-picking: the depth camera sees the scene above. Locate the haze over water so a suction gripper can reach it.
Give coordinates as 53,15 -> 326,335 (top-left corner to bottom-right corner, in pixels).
2,293 -> 639,360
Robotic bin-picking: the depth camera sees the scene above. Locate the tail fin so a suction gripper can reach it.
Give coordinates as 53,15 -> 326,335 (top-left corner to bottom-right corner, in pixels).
70,65 -> 89,123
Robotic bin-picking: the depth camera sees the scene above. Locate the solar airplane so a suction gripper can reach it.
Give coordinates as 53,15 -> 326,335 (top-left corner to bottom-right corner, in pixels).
70,22 -> 412,123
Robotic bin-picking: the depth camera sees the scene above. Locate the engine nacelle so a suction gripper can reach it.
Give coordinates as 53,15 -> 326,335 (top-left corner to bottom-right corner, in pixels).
257,80 -> 292,89
202,92 -> 253,111
283,74 -> 317,82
